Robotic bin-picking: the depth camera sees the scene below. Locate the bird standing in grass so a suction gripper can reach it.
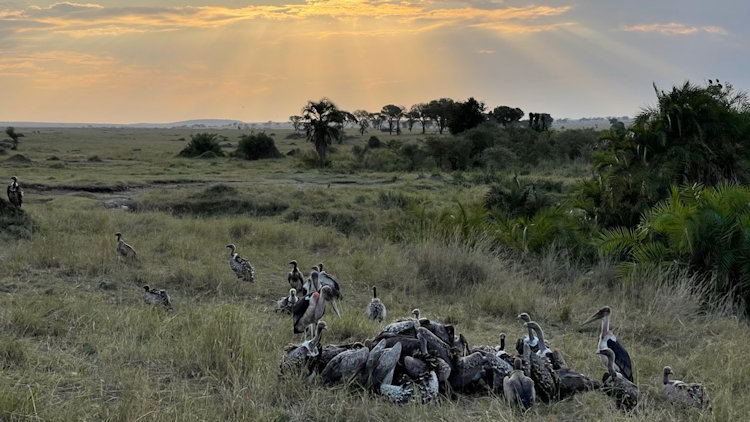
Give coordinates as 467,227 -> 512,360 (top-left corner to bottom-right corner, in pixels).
583,306 -> 633,382
116,232 -> 138,260
287,260 -> 305,291
504,357 -> 535,412
143,285 -> 172,310
280,321 -> 327,377
598,348 -> 638,411
276,288 -> 298,313
663,366 -> 711,411
365,286 -> 387,322
226,243 -> 254,282
293,285 -> 340,340
316,263 -> 342,300
7,176 -> 23,208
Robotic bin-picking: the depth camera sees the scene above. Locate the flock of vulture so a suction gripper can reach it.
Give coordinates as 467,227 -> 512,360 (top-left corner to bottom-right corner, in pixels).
273,260 -> 713,413
10,174 -> 712,414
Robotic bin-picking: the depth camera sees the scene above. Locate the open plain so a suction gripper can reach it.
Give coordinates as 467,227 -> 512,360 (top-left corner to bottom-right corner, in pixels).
0,127 -> 746,421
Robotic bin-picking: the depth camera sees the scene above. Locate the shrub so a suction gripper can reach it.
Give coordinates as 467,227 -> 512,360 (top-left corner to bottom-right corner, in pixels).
235,132 -> 283,160
178,133 -> 225,158
367,136 -> 382,148
485,178 -> 552,219
0,198 -> 33,239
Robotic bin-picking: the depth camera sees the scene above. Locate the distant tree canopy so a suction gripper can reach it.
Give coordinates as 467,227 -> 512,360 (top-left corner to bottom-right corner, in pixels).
301,98 -> 345,166
490,106 -> 524,127
289,115 -> 303,133
353,109 -> 371,135
528,112 -> 553,132
424,98 -> 454,134
381,104 -> 405,135
447,97 -> 486,135
235,132 -> 283,160
178,133 -> 225,158
409,103 -> 431,134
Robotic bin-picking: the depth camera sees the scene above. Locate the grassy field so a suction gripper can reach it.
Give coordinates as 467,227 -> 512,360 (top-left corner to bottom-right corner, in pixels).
0,128 -> 745,421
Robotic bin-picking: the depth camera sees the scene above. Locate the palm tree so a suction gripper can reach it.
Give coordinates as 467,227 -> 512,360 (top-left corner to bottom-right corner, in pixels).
301,99 -> 344,167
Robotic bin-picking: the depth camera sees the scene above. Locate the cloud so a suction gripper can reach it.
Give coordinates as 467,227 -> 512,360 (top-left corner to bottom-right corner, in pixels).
2,1 -> 574,38
621,22 -> 728,36
471,21 -> 575,34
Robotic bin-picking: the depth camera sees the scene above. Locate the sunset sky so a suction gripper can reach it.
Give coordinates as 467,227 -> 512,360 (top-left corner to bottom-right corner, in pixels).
1,1 -> 747,124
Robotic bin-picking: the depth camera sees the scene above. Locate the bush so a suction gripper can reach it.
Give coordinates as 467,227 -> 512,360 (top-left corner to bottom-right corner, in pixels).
178,133 -> 225,158
235,132 -> 283,160
0,198 -> 33,239
367,136 -> 382,148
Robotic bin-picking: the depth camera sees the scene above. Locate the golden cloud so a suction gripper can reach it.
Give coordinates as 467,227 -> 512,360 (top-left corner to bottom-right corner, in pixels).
7,1 -> 573,37
621,22 -> 728,36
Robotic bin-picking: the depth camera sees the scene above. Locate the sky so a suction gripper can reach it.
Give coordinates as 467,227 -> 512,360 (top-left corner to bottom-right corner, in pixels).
1,1 -> 748,124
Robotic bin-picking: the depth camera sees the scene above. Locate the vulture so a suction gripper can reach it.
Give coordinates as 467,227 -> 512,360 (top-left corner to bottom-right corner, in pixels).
116,232 -> 138,260
365,286 -> 387,322
287,260 -> 304,291
550,350 -> 600,399
275,288 -> 298,314
280,321 -> 326,377
504,357 -> 535,412
663,366 -> 711,411
226,244 -> 254,282
515,312 -> 540,354
142,285 -> 172,310
320,346 -> 369,385
381,308 -> 420,336
7,176 -> 23,208
598,348 -> 638,411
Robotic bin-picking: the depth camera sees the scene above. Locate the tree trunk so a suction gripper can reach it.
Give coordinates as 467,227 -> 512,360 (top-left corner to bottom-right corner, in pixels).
317,145 -> 327,167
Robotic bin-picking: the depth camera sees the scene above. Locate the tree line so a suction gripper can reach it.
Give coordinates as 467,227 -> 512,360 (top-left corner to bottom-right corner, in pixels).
292,97 -> 548,167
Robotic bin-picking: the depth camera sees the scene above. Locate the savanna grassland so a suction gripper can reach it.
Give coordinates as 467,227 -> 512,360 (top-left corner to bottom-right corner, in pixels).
1,126 -> 747,422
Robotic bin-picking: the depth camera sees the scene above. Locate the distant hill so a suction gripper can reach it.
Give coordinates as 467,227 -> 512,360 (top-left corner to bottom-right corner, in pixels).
0,117 -> 631,130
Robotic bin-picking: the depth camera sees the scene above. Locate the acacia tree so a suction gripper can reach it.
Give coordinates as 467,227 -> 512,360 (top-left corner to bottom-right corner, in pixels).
353,109 -> 371,136
289,115 -> 303,133
369,112 -> 385,132
301,98 -> 344,167
490,106 -> 524,127
381,104 -> 405,135
409,103 -> 431,134
424,98 -> 454,134
447,97 -> 486,135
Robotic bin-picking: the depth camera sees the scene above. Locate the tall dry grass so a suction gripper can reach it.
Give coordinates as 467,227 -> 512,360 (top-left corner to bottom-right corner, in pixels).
1,128 -> 746,421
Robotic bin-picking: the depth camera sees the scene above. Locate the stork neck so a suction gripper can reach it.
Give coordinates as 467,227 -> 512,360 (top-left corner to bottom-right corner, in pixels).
372,286 -> 377,299
663,370 -> 670,385
600,315 -> 610,340
499,336 -> 505,352
314,295 -> 326,319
